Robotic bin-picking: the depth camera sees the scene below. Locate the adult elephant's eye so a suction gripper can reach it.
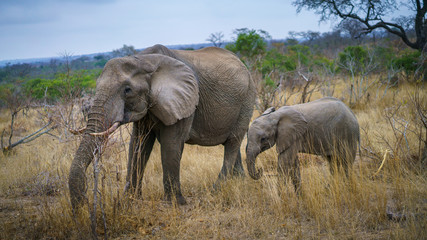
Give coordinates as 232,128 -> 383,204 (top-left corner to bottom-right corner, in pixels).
124,86 -> 132,95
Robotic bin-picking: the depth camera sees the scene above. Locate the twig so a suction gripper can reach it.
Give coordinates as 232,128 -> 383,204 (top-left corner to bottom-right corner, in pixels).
8,111 -> 17,147
361,146 -> 381,160
373,149 -> 389,177
101,169 -> 108,240
1,129 -> 5,150
297,71 -> 309,82
91,146 -> 101,240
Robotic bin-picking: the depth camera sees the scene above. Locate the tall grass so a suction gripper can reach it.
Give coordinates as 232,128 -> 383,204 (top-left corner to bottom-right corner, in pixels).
0,82 -> 426,239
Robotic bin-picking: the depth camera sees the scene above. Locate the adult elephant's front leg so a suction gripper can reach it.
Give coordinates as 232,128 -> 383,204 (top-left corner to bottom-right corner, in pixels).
125,120 -> 156,196
158,117 -> 193,205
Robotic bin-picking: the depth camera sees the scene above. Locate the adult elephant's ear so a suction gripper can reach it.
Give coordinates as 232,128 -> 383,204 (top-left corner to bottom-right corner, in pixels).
141,54 -> 199,126
276,108 -> 308,154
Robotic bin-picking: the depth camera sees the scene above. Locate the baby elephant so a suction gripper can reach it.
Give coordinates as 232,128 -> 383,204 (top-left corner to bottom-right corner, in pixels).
246,97 -> 360,190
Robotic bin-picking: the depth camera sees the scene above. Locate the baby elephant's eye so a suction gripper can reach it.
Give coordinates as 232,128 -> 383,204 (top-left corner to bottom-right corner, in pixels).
124,86 -> 132,94
261,137 -> 267,142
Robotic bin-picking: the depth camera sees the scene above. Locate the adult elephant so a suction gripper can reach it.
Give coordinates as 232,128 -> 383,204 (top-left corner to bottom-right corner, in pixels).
69,44 -> 256,209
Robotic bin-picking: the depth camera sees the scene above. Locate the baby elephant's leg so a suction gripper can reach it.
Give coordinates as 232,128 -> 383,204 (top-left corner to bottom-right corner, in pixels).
278,148 -> 301,192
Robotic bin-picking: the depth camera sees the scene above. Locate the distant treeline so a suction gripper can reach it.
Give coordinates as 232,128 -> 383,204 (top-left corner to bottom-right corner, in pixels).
0,29 -> 421,107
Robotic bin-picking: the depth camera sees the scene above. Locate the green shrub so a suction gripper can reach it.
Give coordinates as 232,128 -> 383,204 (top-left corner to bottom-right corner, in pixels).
261,48 -> 295,77
24,70 -> 99,101
312,56 -> 335,73
287,44 -> 311,67
226,28 -> 270,69
338,46 -> 369,74
373,46 -> 395,71
0,83 -> 16,106
392,50 -> 421,77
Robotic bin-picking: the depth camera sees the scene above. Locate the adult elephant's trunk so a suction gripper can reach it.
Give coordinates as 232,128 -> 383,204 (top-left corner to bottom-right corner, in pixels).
246,151 -> 263,180
69,104 -> 109,210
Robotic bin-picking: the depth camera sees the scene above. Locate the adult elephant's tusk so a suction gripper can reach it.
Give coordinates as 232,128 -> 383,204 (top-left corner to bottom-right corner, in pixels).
90,122 -> 120,136
68,127 -> 87,135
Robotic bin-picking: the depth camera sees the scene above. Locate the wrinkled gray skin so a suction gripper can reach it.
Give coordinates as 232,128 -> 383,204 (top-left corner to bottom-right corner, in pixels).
246,97 -> 360,190
69,44 -> 256,209
80,95 -> 93,121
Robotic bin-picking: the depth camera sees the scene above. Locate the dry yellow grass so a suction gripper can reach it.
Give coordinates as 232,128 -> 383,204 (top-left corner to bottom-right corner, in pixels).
0,80 -> 426,239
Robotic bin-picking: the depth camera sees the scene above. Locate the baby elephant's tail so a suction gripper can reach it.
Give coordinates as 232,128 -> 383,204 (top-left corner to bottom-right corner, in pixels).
358,135 -> 362,159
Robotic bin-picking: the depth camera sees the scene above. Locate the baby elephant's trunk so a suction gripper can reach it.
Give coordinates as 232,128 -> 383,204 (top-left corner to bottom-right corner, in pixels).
246,152 -> 263,180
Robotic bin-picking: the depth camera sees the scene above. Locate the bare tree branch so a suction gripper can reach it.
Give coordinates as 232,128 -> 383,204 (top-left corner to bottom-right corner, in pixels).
2,118 -> 56,153
293,0 -> 426,51
206,32 -> 225,47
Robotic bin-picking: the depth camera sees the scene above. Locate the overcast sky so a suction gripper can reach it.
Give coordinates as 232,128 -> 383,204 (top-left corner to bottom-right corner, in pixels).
0,0 -> 409,61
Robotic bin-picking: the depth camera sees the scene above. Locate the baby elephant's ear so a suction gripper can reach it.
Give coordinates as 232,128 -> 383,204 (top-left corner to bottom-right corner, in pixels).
276,108 -> 307,153
261,107 -> 276,116
140,54 -> 199,126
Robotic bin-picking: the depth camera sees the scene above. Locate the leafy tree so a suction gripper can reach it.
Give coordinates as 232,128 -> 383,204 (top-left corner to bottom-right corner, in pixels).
0,67 -> 10,83
0,84 -> 18,107
0,63 -> 34,83
336,18 -> 366,40
24,70 -> 98,101
289,31 -> 321,45
71,56 -> 91,70
287,45 -> 312,67
180,47 -> 195,50
112,44 -> 137,58
393,49 -> 422,79
261,48 -> 295,77
338,46 -> 369,75
261,44 -> 332,82
293,0 -> 426,52
226,28 -> 270,69
293,0 -> 427,82
93,54 -> 109,68
284,38 -> 299,46
338,46 -> 378,106
373,46 -> 395,71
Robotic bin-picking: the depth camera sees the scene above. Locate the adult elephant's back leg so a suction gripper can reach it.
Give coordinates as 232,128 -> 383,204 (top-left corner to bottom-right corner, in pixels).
216,138 -> 241,183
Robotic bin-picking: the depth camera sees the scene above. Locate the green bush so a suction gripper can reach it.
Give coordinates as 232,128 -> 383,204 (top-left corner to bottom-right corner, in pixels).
0,83 -> 15,106
312,56 -> 335,73
287,44 -> 311,67
226,28 -> 270,69
261,44 -> 333,77
263,75 -> 276,88
24,70 -> 99,101
392,50 -> 421,77
338,46 -> 369,74
373,46 -> 395,71
261,48 -> 295,77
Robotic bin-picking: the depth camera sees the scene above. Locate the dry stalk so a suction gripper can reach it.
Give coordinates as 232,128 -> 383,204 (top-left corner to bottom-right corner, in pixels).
90,139 -> 109,240
91,146 -> 100,240
373,149 -> 389,177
